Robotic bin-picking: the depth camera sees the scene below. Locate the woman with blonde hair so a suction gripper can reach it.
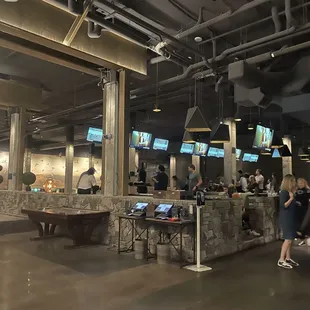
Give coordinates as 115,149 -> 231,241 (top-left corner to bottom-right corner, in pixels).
278,174 -> 298,269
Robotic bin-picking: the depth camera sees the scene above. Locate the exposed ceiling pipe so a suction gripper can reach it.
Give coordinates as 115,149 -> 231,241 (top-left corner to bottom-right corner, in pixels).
173,0 -> 271,40
94,0 -> 211,66
216,26 -> 295,61
198,1 -> 310,45
285,0 -> 292,29
271,6 -> 281,33
130,60 -> 209,98
246,39 -> 310,65
30,99 -> 102,124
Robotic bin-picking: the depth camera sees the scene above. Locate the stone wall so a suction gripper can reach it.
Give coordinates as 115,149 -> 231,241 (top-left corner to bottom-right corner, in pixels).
0,191 -> 279,262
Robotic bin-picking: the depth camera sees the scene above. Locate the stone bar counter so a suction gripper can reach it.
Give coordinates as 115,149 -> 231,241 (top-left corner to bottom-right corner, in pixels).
0,191 -> 279,262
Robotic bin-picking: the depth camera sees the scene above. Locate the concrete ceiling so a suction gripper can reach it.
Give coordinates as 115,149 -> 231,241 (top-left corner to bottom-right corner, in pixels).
1,0 -> 310,149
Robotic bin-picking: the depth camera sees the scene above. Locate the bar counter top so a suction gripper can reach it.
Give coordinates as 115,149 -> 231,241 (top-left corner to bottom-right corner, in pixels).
0,190 -> 279,262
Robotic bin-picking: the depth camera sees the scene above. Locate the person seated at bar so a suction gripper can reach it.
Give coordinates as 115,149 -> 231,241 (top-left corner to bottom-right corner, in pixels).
247,175 -> 258,193
172,175 -> 188,190
77,167 -> 97,194
152,165 -> 168,190
188,164 -> 202,193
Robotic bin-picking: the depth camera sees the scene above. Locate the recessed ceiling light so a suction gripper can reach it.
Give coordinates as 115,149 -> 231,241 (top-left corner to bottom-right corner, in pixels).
4,0 -> 19,2
188,56 -> 192,60
194,36 -> 203,43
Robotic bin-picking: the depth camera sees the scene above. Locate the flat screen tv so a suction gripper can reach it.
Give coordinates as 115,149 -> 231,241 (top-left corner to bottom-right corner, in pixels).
250,154 -> 259,162
208,147 -> 224,158
130,131 -> 152,149
252,125 -> 274,151
153,138 -> 169,151
236,149 -> 242,160
86,127 -> 103,143
180,143 -> 194,155
194,142 -> 208,157
272,148 -> 281,158
243,153 -> 259,162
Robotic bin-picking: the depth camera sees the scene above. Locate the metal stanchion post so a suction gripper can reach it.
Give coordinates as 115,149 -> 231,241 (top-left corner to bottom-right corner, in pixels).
184,191 -> 212,273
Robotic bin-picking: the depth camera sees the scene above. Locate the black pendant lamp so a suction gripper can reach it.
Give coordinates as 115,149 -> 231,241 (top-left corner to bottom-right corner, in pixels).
298,147 -> 309,157
182,131 -> 196,143
185,78 -> 211,132
271,135 -> 284,148
210,122 -> 230,143
278,144 -> 292,157
184,106 -> 211,132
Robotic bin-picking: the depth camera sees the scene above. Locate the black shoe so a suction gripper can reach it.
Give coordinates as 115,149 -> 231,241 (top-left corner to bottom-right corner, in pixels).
277,260 -> 293,269
286,259 -> 299,267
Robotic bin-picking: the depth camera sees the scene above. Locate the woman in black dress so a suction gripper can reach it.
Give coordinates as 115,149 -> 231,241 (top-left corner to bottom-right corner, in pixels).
296,178 -> 310,244
278,174 -> 298,269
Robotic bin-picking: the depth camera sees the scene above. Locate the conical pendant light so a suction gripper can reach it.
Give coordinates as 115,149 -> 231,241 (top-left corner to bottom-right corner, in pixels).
184,106 -> 211,132
184,78 -> 211,132
271,135 -> 283,148
182,131 -> 196,143
210,122 -> 230,143
278,144 -> 292,157
298,147 -> 309,157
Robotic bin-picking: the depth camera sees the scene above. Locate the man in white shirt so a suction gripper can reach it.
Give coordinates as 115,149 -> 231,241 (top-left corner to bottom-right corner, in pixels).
255,169 -> 265,192
77,168 -> 97,194
240,173 -> 249,192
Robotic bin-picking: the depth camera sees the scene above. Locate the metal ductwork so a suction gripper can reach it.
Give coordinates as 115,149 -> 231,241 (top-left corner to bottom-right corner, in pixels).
230,55 -> 310,103
234,85 -> 272,109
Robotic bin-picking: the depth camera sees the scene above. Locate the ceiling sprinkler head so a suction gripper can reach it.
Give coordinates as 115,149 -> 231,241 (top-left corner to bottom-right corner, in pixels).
194,36 -> 203,43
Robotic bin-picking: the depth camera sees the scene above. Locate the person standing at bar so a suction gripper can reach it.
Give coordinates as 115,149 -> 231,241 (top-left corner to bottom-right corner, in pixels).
77,167 -> 97,194
188,164 -> 202,193
255,169 -> 265,192
295,178 -> 310,244
152,165 -> 168,190
277,174 -> 299,269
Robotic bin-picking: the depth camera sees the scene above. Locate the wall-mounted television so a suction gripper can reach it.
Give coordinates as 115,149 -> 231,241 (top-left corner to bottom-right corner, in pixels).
153,138 -> 169,151
86,127 -> 103,143
208,147 -> 224,158
243,153 -> 259,162
272,148 -> 281,158
180,143 -> 194,155
130,131 -> 152,149
236,149 -> 242,160
252,125 -> 274,151
194,142 -> 208,157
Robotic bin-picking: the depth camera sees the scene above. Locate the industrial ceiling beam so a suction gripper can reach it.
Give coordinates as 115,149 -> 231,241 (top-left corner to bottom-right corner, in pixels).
0,0 -> 147,75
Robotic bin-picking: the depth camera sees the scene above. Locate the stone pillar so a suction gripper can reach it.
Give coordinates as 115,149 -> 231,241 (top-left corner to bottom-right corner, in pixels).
8,107 -> 26,191
117,70 -> 130,196
170,154 -> 176,188
282,135 -> 292,176
101,70 -> 129,196
65,126 -> 74,194
224,119 -> 237,185
23,136 -> 32,173
192,155 -> 200,173
89,143 -> 95,168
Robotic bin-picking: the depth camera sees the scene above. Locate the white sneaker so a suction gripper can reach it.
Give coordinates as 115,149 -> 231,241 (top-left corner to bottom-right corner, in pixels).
286,259 -> 299,267
298,240 -> 306,246
277,260 -> 293,269
250,230 -> 260,237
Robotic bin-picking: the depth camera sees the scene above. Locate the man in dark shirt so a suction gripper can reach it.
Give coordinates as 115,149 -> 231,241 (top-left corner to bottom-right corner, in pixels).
138,163 -> 146,183
152,165 -> 168,190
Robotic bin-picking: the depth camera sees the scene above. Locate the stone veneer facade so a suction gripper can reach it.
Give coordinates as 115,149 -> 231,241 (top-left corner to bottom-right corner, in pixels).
0,191 -> 279,262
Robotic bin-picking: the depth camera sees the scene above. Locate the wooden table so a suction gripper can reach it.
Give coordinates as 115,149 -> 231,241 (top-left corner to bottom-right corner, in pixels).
22,207 -> 110,249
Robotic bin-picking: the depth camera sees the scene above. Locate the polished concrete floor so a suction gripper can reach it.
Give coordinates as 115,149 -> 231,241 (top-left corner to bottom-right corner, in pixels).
1,233 -> 310,310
